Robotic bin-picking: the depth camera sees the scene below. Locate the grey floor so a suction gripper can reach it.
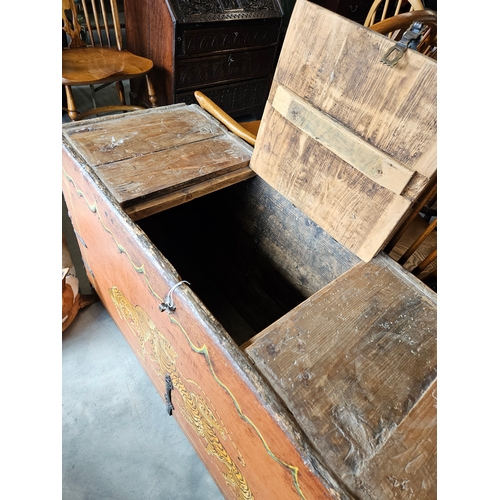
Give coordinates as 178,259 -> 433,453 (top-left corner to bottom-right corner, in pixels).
62,84 -> 224,500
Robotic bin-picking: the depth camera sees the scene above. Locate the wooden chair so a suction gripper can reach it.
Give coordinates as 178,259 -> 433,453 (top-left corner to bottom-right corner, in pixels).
384,180 -> 437,291
370,9 -> 437,59
62,0 -> 157,121
364,0 -> 425,27
194,91 -> 259,147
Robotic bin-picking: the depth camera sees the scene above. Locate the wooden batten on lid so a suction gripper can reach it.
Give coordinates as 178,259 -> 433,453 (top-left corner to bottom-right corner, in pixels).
250,0 -> 437,262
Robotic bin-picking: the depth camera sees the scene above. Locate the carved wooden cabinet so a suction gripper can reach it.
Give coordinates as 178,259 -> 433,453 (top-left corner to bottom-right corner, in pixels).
124,0 -> 283,118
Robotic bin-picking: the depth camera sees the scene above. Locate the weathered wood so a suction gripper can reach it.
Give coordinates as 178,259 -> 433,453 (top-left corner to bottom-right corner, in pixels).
221,176 -> 361,299
245,254 -> 437,498
250,0 -> 437,262
62,7 -> 438,492
127,167 -> 256,221
62,141 -> 351,499
271,84 -> 414,195
358,380 -> 437,499
62,105 -> 253,211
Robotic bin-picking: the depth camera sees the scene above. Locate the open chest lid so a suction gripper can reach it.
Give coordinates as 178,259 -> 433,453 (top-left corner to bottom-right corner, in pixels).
250,0 -> 437,262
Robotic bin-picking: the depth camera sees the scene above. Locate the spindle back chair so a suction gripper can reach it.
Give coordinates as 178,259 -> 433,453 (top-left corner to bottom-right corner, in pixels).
62,0 -> 157,121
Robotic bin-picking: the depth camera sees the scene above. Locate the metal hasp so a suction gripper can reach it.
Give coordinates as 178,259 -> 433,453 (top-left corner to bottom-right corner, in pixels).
164,374 -> 174,416
380,21 -> 426,68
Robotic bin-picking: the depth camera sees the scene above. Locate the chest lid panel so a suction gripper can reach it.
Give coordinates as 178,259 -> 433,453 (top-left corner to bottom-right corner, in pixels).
250,0 -> 437,262
245,254 -> 437,497
62,104 -> 253,214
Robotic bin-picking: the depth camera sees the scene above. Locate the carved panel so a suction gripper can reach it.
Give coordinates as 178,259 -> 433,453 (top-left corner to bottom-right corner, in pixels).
176,78 -> 270,114
126,0 -> 282,114
180,25 -> 281,56
176,48 -> 275,90
170,0 -> 282,22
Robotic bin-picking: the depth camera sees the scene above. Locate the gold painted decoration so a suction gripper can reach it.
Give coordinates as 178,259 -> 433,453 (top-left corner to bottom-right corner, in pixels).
109,286 -> 253,500
62,168 -> 311,499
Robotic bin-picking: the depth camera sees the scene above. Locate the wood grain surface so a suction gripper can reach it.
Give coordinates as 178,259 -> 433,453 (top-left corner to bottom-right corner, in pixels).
251,0 -> 437,262
271,84 -> 415,195
62,105 -> 253,210
245,254 -> 437,499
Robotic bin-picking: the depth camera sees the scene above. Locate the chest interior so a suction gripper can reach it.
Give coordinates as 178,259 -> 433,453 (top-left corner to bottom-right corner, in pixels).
136,175 -> 361,347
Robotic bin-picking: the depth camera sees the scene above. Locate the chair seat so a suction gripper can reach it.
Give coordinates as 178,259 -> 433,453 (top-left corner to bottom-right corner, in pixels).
240,120 -> 260,137
62,47 -> 153,86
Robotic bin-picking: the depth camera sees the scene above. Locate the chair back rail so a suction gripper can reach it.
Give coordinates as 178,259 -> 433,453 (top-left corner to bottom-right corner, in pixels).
370,9 -> 437,59
364,0 -> 425,27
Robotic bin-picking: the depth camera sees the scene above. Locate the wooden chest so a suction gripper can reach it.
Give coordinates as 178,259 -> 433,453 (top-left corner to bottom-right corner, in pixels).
62,2 -> 437,498
124,0 -> 283,117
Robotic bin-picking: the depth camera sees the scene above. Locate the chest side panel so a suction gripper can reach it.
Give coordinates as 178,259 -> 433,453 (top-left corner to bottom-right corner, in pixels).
62,145 -> 352,500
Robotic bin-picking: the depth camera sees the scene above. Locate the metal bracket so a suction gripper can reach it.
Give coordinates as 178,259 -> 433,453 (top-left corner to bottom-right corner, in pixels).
164,374 -> 174,416
159,280 -> 190,312
381,21 -> 425,68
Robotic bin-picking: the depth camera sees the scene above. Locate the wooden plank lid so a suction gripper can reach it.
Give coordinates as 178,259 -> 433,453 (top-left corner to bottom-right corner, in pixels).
250,0 -> 437,261
62,104 -> 254,219
245,254 -> 437,498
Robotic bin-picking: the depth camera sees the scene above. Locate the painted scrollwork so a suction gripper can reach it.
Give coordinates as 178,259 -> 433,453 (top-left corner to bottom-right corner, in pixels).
108,286 -> 254,500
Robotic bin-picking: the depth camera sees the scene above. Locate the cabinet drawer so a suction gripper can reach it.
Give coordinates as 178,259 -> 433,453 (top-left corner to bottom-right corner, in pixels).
175,47 -> 276,91
177,23 -> 281,56
175,77 -> 271,116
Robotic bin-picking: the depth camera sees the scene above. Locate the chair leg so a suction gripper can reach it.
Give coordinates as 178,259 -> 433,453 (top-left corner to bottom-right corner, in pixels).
115,81 -> 126,105
145,74 -> 157,108
90,85 -> 97,109
65,86 -> 80,121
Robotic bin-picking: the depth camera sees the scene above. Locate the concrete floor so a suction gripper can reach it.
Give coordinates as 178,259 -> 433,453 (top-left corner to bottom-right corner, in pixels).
62,84 -> 224,500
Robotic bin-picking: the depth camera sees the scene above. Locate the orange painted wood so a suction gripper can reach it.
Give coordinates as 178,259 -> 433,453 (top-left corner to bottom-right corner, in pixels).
62,140 -> 350,500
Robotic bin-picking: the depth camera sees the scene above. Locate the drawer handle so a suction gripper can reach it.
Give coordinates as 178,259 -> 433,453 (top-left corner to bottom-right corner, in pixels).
164,374 -> 174,416
159,280 -> 190,312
